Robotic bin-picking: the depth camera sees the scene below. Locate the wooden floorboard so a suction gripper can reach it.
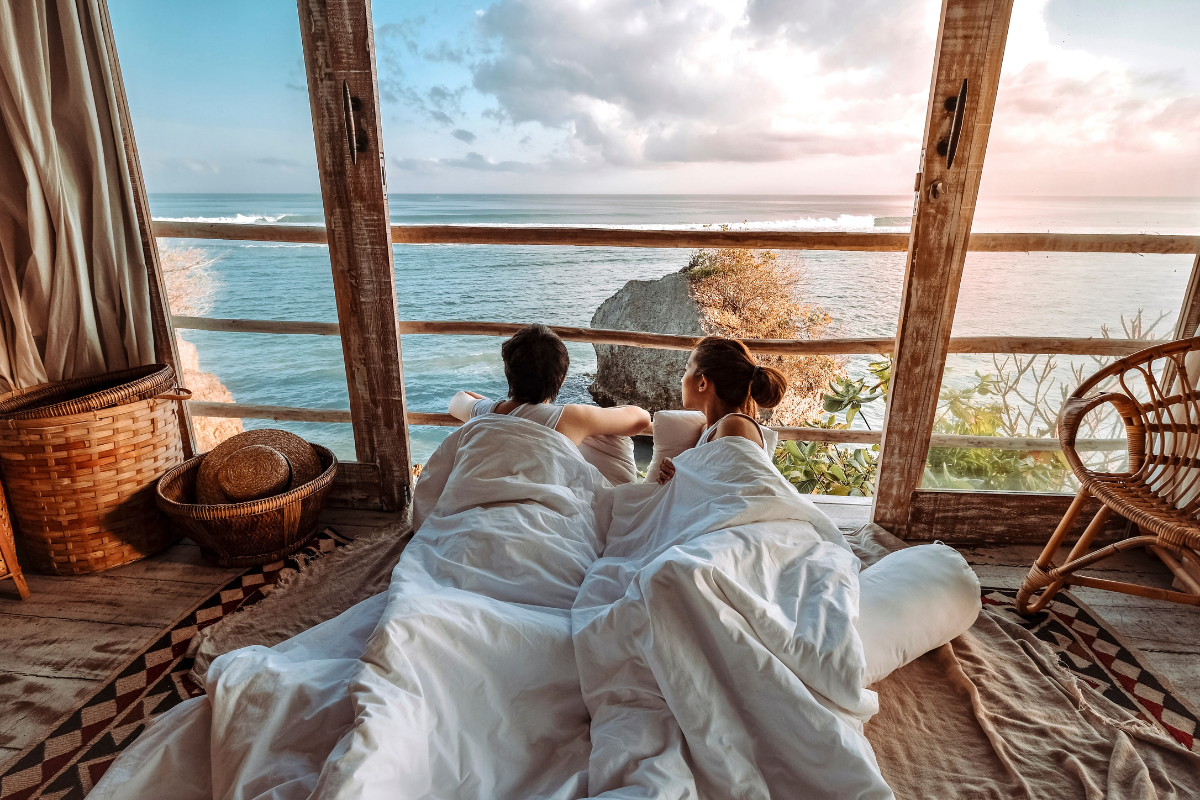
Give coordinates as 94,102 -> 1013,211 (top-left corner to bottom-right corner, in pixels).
7,573 -> 233,627
0,674 -> 98,751
0,615 -> 160,681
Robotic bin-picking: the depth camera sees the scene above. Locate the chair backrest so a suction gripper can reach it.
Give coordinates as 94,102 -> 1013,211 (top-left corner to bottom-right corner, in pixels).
1062,337 -> 1200,516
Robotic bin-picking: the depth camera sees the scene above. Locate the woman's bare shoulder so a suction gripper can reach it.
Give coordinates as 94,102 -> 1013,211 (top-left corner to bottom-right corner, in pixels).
712,414 -> 764,445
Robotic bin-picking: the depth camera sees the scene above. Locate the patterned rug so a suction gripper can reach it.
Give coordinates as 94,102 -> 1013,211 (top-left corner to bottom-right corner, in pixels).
2,579 -> 1195,798
983,588 -> 1198,753
0,529 -> 350,800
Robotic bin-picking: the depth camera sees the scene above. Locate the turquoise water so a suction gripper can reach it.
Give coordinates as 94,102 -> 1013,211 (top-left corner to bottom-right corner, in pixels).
152,194 -> 1200,463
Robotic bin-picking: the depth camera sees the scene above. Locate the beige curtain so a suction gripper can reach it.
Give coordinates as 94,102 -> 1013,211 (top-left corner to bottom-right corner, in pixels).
0,0 -> 153,393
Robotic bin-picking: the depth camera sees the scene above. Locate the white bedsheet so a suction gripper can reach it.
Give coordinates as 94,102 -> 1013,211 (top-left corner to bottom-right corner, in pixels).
92,419 -> 892,800
92,415 -> 609,800
574,436 -> 893,799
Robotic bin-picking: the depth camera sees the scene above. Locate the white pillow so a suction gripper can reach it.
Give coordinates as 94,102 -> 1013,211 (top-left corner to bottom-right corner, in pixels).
856,543 -> 981,687
578,434 -> 638,486
645,410 -> 708,483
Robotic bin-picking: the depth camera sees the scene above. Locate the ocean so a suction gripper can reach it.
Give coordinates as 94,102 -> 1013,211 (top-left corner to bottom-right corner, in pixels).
151,194 -> 1200,464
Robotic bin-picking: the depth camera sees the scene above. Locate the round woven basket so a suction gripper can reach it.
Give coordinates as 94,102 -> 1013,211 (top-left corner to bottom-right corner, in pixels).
156,445 -> 338,568
0,388 -> 187,575
0,364 -> 175,420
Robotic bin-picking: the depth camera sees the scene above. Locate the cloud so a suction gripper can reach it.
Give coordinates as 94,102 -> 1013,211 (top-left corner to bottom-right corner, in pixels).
376,19 -> 472,124
158,157 -> 220,175
392,152 -> 539,173
254,156 -> 302,173
468,0 -> 936,168
381,0 -> 1200,191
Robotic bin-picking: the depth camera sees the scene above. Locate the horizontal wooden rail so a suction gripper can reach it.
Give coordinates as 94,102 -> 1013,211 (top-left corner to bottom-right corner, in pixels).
152,220 -> 1200,255
174,315 -> 341,336
173,315 -> 1148,357
187,401 -> 1124,452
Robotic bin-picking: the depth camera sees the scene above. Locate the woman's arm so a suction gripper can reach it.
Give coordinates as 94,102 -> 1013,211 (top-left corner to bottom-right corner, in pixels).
448,391 -> 486,422
556,404 -> 651,445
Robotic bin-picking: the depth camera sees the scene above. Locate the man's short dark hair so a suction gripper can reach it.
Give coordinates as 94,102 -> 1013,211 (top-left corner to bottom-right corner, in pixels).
501,324 -> 569,404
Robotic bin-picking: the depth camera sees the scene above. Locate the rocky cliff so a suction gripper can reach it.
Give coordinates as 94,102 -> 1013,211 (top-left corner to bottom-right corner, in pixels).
589,254 -> 842,425
177,335 -> 244,452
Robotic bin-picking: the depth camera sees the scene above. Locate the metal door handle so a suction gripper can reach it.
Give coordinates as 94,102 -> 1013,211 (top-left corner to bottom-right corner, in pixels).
343,81 -> 358,164
936,79 -> 968,169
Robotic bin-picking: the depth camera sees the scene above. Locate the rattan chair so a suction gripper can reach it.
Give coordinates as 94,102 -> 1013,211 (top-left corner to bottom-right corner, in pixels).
1016,337 -> 1200,614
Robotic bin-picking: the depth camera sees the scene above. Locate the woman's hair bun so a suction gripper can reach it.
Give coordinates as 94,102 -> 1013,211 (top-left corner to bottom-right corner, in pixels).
749,364 -> 787,410
692,336 -> 788,411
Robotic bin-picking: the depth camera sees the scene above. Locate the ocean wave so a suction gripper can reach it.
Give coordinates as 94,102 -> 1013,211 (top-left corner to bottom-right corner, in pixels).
152,213 -> 291,224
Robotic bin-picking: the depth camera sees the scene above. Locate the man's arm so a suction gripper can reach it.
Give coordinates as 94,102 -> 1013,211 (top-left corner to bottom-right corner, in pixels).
448,391 -> 486,421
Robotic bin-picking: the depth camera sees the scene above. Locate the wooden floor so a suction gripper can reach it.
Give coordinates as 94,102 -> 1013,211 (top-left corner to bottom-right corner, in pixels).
2,499 -> 1198,775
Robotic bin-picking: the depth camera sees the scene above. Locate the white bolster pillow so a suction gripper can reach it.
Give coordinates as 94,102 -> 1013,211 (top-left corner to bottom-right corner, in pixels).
578,434 -> 638,485
645,410 -> 707,483
857,543 -> 981,687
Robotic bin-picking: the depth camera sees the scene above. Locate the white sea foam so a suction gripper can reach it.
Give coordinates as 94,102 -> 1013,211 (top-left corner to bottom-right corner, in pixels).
152,213 -> 290,224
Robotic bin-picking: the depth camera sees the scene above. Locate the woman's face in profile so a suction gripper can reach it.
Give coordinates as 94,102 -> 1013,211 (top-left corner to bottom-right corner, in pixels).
681,352 -> 704,410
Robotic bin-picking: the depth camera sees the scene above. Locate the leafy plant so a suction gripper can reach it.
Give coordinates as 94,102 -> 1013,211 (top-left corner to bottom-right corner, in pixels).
772,311 -> 1170,496
773,361 -> 886,496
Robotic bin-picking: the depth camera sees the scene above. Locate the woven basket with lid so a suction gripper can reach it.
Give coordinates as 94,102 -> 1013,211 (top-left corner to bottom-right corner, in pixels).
0,365 -> 187,575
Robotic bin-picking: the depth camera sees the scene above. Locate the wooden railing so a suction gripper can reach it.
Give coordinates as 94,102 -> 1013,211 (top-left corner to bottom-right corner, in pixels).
174,313 -> 1132,454
154,220 -> 1200,254
172,315 -> 1147,358
159,222 -> 1183,459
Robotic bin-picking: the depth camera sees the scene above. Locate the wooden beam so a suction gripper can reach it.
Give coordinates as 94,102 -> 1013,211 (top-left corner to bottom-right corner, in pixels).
171,315 -> 1148,358
328,460 -> 385,510
906,490 -> 1131,545
298,0 -> 411,512
151,220 -> 1200,256
96,0 -> 196,458
1173,254 -> 1200,339
173,315 -> 341,336
190,400 -> 1125,455
872,0 -> 1014,538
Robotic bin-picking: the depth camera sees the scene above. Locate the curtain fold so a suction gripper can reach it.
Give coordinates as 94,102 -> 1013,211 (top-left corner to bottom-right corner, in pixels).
0,0 -> 153,393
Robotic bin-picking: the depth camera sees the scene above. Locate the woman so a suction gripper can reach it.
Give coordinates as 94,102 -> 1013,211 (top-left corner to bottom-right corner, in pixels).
449,323 -> 650,444
657,336 -> 786,483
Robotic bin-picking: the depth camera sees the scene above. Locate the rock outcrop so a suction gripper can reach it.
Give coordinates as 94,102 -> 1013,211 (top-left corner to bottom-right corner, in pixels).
176,335 -> 244,452
589,262 -> 842,425
588,272 -> 705,414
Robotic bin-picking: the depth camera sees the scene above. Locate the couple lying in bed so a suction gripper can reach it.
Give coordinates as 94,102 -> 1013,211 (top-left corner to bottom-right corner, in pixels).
92,326 -> 981,800
446,323 -> 788,481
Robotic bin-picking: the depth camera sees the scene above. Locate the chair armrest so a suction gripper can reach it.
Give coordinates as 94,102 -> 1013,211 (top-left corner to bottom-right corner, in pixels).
1058,392 -> 1145,477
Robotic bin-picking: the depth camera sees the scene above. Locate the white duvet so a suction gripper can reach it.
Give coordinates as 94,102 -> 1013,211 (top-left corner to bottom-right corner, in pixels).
92,416 -> 891,800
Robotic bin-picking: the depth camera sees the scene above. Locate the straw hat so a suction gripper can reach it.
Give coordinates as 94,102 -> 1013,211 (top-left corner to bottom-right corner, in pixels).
196,429 -> 322,505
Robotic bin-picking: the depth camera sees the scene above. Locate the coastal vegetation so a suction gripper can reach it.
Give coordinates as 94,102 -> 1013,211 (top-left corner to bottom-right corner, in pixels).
684,247 -> 843,424
773,311 -> 1169,496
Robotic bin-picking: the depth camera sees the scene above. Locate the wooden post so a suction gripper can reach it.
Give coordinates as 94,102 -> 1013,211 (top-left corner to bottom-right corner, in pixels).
298,0 -> 412,512
1173,254 -> 1200,340
96,0 -> 196,457
872,0 -> 1014,537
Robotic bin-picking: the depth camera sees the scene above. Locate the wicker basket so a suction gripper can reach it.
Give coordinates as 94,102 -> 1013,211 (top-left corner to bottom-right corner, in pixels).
156,445 -> 337,567
0,375 -> 188,575
0,364 -> 175,420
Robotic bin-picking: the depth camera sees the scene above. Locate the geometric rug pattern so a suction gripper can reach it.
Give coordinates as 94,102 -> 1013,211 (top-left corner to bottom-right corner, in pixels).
0,529 -> 349,800
983,588 -> 1198,754
2,577 -> 1194,798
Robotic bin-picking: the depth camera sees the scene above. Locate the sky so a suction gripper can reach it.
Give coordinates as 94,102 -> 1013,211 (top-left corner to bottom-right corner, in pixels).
107,0 -> 1200,196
